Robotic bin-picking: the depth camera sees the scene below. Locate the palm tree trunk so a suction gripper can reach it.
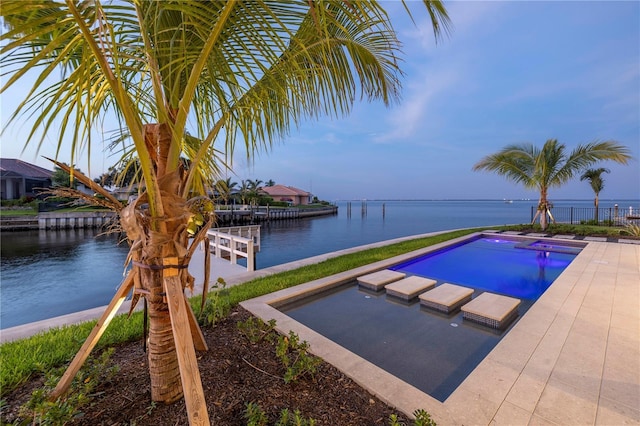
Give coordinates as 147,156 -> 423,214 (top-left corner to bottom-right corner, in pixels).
594,194 -> 600,223
538,188 -> 549,230
130,123 -> 193,404
144,266 -> 183,403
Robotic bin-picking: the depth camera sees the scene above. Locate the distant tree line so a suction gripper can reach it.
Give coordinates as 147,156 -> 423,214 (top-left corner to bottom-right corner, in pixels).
94,163 -> 280,206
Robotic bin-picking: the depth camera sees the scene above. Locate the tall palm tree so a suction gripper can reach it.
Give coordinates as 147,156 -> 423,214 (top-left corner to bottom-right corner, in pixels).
580,167 -> 610,222
473,139 -> 631,230
1,1 -> 450,422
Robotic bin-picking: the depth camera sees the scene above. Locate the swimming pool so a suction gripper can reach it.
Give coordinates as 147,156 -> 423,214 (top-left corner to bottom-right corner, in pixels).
390,237 -> 582,300
245,233 -> 584,404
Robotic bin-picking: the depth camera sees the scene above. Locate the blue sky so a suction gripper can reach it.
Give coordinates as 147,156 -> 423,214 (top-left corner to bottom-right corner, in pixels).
2,1 -> 639,202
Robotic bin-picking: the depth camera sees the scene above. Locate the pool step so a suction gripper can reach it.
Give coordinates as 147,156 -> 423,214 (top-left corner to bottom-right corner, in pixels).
461,292 -> 520,330
419,283 -> 474,313
385,276 -> 436,301
357,270 -> 406,291
359,272 -> 522,330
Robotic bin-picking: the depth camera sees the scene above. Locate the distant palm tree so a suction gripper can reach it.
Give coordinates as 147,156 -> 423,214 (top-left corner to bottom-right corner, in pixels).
265,179 -> 276,187
473,139 -> 631,230
580,167 -> 610,222
247,179 -> 263,190
246,179 -> 263,205
239,180 -> 251,205
215,178 -> 238,205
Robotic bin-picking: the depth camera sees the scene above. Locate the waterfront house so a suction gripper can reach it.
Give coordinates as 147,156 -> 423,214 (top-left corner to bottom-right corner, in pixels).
0,158 -> 52,200
260,184 -> 312,205
111,184 -> 142,202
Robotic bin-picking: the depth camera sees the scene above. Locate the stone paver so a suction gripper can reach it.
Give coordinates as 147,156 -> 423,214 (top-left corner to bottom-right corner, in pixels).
461,292 -> 521,329
384,276 -> 436,301
419,283 -> 474,313
357,269 -> 406,291
584,236 -> 608,242
552,234 -> 577,240
619,238 -> 640,245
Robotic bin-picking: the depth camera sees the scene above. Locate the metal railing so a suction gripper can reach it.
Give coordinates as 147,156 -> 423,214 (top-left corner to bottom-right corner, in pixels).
530,206 -> 640,226
206,225 -> 261,271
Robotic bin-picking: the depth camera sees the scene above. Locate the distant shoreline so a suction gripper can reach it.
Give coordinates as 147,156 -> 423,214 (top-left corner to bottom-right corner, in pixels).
334,198 -> 640,202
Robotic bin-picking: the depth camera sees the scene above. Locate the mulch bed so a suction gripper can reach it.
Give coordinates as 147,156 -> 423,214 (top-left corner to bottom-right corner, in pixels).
2,306 -> 412,425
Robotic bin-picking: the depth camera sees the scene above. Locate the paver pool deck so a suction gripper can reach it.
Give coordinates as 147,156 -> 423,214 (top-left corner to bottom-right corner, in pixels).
3,230 -> 639,424
242,233 -> 640,425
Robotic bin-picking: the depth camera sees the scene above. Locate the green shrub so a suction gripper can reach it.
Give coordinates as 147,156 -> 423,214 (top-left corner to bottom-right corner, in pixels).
199,278 -> 231,327
413,409 -> 437,426
388,409 -> 437,426
237,317 -> 277,344
276,408 -> 316,426
244,402 -> 317,426
623,223 -> 640,237
245,402 -> 269,426
276,331 -> 321,384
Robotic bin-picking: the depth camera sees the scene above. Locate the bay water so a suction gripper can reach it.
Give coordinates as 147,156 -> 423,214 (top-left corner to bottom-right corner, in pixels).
1,199 -> 636,329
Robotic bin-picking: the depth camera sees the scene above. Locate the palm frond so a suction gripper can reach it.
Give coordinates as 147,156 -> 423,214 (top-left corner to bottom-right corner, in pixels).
472,143 -> 538,188
44,156 -> 124,210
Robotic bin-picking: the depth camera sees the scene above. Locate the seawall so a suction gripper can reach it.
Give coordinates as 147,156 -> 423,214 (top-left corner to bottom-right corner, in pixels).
0,211 -> 116,231
0,205 -> 339,231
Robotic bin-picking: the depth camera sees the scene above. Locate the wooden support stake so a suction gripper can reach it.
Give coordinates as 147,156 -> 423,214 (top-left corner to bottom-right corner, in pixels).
163,258 -> 210,426
50,272 -> 135,400
184,293 -> 208,352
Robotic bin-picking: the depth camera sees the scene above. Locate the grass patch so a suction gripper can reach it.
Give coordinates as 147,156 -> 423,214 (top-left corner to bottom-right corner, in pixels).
0,209 -> 37,217
1,312 -> 143,394
0,206 -> 111,217
51,207 -> 111,213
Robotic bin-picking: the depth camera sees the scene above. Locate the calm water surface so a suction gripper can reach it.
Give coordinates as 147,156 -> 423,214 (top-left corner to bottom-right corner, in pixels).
391,237 -> 578,299
1,199 -> 635,328
1,229 -> 130,328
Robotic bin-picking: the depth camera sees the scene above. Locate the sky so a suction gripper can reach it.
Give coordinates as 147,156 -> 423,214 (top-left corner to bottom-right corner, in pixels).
1,1 -> 639,202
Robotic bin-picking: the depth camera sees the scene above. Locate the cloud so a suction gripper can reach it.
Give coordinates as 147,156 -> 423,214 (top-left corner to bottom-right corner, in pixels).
372,2 -> 509,144
372,66 -> 460,143
398,1 -> 506,53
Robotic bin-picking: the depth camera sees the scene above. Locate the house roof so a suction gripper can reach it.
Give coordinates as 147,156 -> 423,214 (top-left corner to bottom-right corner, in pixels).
260,184 -> 310,197
0,158 -> 53,179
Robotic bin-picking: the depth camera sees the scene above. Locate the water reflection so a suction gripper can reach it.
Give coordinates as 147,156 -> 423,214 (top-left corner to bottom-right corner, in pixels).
1,229 -> 130,329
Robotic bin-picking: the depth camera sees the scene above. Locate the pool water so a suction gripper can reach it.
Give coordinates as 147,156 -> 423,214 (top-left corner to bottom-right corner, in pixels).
283,284 -> 509,402
390,237 -> 581,300
280,236 -> 582,402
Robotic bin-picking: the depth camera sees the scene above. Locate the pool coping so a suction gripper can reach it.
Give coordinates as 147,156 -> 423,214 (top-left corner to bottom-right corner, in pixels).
241,232 -> 640,424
